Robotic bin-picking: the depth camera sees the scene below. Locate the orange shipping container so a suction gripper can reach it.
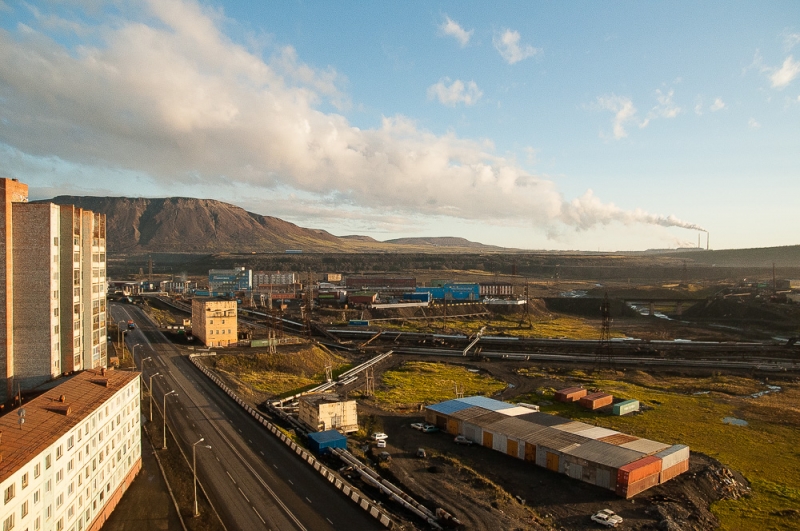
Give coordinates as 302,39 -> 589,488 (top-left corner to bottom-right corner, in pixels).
555,387 -> 587,402
579,392 -> 613,410
616,472 -> 660,498
659,459 -> 689,484
617,455 -> 662,485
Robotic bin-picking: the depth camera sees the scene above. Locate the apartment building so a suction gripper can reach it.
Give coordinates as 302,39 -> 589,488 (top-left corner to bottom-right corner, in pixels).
191,297 -> 237,347
0,178 -> 107,402
0,369 -> 142,531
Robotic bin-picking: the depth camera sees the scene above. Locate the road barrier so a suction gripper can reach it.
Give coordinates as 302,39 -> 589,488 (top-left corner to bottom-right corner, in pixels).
188,354 -> 393,528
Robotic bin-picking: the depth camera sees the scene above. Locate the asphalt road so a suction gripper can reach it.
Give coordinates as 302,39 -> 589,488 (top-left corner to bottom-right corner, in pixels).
109,302 -> 383,531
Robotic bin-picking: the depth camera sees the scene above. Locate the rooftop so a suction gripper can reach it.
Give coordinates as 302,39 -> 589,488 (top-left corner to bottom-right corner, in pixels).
0,369 -> 139,484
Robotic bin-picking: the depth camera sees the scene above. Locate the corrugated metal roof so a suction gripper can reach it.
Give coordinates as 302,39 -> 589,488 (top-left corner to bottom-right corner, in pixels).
467,411 -> 509,429
552,420 -> 596,434
620,438 -> 671,455
482,417 -> 552,440
516,412 -> 572,427
581,392 -> 613,401
555,386 -> 584,395
524,427 -> 590,450
598,433 -> 640,446
498,406 -> 535,417
449,405 -> 493,421
575,426 -> 620,440
455,396 -> 516,411
308,430 -> 347,444
425,399 -> 473,415
563,439 -> 646,469
0,369 -> 139,484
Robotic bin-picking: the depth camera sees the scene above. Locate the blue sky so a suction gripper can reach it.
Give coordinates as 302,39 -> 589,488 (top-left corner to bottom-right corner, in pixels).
1,1 -> 798,251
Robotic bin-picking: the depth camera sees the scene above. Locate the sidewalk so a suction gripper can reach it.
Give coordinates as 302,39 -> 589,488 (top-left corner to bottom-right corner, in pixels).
104,424 -> 184,531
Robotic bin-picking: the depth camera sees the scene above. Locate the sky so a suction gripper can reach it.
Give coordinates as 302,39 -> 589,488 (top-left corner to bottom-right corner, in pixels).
0,1 -> 798,251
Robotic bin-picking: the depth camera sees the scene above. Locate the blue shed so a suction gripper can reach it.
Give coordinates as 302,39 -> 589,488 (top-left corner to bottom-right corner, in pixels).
307,430 -> 348,455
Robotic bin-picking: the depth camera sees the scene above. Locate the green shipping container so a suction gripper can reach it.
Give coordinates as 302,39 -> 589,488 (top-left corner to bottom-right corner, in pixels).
613,399 -> 640,416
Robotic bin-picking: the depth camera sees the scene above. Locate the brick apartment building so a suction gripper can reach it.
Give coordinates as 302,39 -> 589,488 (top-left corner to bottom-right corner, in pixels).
0,178 -> 107,402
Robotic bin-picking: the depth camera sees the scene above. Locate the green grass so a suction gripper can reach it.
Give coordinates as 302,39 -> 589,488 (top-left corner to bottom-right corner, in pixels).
373,361 -> 506,410
515,370 -> 800,530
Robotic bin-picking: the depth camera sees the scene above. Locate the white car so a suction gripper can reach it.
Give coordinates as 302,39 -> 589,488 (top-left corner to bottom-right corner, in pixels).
591,509 -> 623,528
371,432 -> 388,441
454,435 -> 473,446
376,439 -> 387,448
410,422 -> 425,431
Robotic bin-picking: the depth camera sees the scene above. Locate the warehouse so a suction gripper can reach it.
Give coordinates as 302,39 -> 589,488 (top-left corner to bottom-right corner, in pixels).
425,396 -> 689,498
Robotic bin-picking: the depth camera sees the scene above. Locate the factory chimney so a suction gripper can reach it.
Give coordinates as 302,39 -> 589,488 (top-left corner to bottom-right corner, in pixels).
697,234 -> 700,248
706,232 -> 709,251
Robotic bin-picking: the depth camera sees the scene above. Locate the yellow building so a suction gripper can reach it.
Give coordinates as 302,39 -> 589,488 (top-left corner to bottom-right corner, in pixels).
298,393 -> 358,433
191,297 -> 237,347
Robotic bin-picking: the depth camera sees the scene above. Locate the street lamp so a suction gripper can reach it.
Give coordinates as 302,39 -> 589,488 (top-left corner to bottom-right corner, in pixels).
192,437 -> 212,517
132,344 -> 143,368
163,390 -> 177,450
148,373 -> 161,421
138,354 -> 152,372
117,321 -> 126,352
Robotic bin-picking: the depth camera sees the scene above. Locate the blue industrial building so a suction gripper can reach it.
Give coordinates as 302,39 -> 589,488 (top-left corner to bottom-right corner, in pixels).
208,267 -> 252,292
307,430 -> 348,455
415,283 -> 479,301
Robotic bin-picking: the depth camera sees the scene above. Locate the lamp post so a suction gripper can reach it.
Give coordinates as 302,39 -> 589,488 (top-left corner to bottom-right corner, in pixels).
192,438 -> 212,517
117,321 -> 126,352
132,344 -> 143,368
149,373 -> 161,421
139,355 -> 152,372
163,390 -> 177,449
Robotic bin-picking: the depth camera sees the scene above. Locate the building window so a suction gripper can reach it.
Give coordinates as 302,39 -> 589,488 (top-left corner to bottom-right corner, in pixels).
68,436 -> 74,450
21,474 -> 28,489
56,469 -> 63,483
56,494 -> 63,508
21,501 -> 28,518
34,464 -> 40,478
33,491 -> 39,504
2,514 -> 14,531
45,455 -> 51,469
4,484 -> 14,504
56,445 -> 63,460
68,459 -> 74,472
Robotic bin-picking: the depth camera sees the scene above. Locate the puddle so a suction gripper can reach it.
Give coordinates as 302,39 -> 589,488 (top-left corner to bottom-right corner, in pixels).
723,417 -> 749,426
750,384 -> 781,399
560,290 -> 588,298
693,391 -> 710,395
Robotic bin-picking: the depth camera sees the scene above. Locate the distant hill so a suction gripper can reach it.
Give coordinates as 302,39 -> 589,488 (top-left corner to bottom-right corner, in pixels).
385,236 -> 504,250
39,196 -> 503,254
662,245 -> 800,268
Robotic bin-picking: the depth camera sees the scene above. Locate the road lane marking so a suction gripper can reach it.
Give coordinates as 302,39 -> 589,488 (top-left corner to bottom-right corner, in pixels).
305,497 -> 312,504
238,487 -> 250,503
253,507 -> 266,525
288,480 -> 293,485
326,518 -> 333,525
226,471 -> 236,484
260,451 -> 264,456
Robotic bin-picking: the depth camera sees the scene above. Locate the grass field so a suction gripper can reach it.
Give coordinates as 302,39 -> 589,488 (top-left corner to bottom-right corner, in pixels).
373,361 -> 506,410
213,345 -> 348,397
513,370 -> 800,531
383,314 -> 625,340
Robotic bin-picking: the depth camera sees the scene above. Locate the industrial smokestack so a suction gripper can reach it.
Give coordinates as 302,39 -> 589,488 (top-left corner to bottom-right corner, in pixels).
698,234 -> 701,249
706,232 -> 709,251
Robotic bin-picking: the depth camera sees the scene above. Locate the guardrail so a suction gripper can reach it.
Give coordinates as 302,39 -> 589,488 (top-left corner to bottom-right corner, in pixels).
187,354 -> 393,528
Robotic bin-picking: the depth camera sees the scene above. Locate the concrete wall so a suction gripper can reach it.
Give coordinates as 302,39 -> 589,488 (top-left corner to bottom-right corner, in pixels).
192,298 -> 237,347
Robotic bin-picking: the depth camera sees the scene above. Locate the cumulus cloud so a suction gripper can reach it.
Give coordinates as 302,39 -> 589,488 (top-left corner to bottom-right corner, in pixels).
770,55 -> 800,88
493,29 -> 540,64
594,95 -> 641,140
439,16 -> 472,47
0,0 -> 701,238
748,117 -> 761,129
427,78 -> 482,106
709,98 -> 725,112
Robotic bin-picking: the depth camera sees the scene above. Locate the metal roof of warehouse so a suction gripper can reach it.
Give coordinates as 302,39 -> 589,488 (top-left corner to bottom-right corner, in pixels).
522,427 -> 591,450
426,399 -> 473,415
515,412 -> 573,427
481,416 -> 553,440
551,420 -> 596,434
562,439 -> 647,468
619,438 -> 671,455
465,411 -> 509,429
574,426 -> 620,440
455,396 -> 516,411
449,405 -> 494,421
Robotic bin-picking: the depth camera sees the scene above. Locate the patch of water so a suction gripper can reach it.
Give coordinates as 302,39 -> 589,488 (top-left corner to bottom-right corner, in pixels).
693,390 -> 710,395
560,290 -> 588,298
723,417 -> 749,426
750,384 -> 782,399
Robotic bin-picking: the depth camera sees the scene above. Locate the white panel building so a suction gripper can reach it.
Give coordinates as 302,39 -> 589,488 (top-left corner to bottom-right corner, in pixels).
0,369 -> 141,531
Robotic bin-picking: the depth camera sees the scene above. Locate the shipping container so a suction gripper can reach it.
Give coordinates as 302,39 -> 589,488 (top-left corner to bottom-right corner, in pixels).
348,319 -> 370,326
616,472 -> 660,498
598,433 -> 640,446
654,444 -> 690,469
659,459 -> 689,484
617,456 -> 662,485
555,387 -> 587,402
612,399 -> 640,416
579,392 -> 614,410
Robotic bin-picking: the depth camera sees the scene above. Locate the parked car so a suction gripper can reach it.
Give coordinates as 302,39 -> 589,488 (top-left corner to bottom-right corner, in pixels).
591,509 -> 623,528
454,435 -> 473,446
378,451 -> 391,462
421,424 -> 439,433
416,448 -> 427,458
371,432 -> 388,441
376,439 -> 387,448
410,422 -> 425,431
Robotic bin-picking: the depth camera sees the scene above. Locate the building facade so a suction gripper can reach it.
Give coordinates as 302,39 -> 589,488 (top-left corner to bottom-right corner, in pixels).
253,271 -> 298,287
208,268 -> 251,293
191,298 -> 237,347
298,393 -> 358,433
0,178 -> 107,402
0,369 -> 141,531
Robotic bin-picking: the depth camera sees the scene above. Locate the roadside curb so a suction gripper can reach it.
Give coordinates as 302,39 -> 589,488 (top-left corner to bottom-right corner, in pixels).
188,355 -> 394,529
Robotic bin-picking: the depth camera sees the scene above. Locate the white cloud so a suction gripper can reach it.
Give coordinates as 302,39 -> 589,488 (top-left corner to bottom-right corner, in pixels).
783,31 -> 800,51
770,55 -> 800,88
648,89 -> 682,119
427,78 -> 482,106
709,98 -> 726,112
594,95 -> 640,140
748,117 -> 761,129
439,16 -> 473,47
493,29 -> 540,64
0,0 -> 702,238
